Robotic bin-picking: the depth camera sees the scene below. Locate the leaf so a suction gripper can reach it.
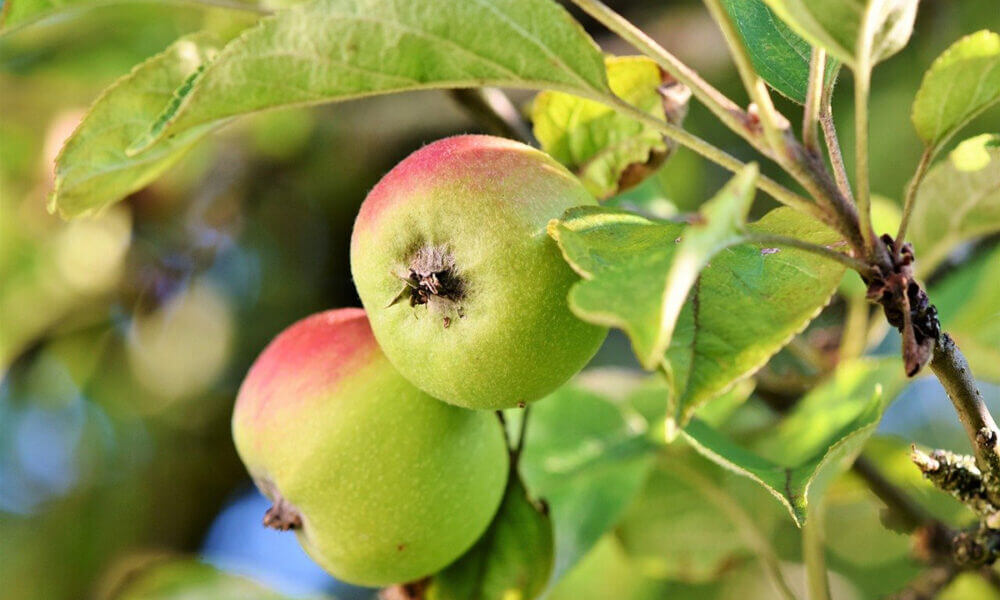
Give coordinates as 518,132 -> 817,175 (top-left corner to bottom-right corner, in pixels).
128,0 -> 609,154
519,384 -> 657,593
930,244 -> 1000,382
50,33 -> 225,218
112,558 -> 301,600
549,165 -> 758,371
761,0 -> 917,70
0,0 -> 262,33
552,202 -> 846,423
681,358 -> 907,526
911,30 -> 1000,155
908,135 -> 1000,276
546,536 -> 674,600
719,0 -> 839,103
428,474 -> 553,600
616,451 -> 758,582
531,55 -> 689,199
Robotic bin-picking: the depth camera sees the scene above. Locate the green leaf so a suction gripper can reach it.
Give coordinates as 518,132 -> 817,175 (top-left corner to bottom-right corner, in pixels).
908,135 -> 1000,276
681,358 -> 906,526
719,0 -> 839,103
547,536 -> 674,600
112,558 -> 301,600
550,165 -> 758,371
520,384 -> 657,593
50,33 -> 225,218
552,201 -> 846,423
911,31 -> 1000,154
761,0 -> 917,70
616,451 -> 760,582
531,55 -> 689,199
428,474 -> 553,600
128,0 -> 609,154
931,244 -> 1000,382
0,0 -> 262,33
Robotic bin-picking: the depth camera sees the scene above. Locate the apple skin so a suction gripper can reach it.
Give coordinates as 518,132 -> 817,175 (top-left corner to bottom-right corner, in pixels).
231,308 -> 509,586
350,135 -> 607,410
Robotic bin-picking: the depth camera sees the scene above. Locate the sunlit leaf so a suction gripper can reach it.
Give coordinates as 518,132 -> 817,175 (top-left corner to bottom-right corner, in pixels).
930,244 -> 1000,382
682,358 -> 907,526
551,200 -> 846,422
520,384 -> 657,593
50,32 -> 224,218
911,31 -> 1000,155
719,0 -> 839,103
761,0 -> 917,70
550,166 -> 758,370
127,0 -> 609,155
532,55 -> 689,199
908,135 -> 1000,276
428,475 -> 553,600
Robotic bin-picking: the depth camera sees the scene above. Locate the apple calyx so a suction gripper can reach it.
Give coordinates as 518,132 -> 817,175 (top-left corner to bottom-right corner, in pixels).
389,245 -> 465,327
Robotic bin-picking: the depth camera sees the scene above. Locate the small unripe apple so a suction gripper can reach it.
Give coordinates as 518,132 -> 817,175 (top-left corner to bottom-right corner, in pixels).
232,308 -> 509,586
351,135 -> 607,409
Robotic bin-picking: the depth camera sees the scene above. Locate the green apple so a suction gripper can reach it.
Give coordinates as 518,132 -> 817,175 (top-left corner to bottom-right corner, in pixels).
231,308 -> 509,586
350,135 -> 607,409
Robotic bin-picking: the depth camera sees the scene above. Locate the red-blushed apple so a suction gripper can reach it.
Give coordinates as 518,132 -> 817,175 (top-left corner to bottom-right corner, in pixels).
350,135 -> 607,410
231,308 -> 509,586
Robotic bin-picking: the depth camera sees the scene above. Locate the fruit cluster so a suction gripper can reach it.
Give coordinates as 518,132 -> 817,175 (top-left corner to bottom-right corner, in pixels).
232,135 -> 608,585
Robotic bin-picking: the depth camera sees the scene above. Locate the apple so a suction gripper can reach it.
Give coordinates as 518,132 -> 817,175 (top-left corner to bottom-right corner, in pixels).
231,308 -> 509,586
350,135 -> 607,409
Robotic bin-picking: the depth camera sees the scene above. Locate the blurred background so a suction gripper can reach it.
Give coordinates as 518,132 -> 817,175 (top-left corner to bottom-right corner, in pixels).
1,1 -> 998,599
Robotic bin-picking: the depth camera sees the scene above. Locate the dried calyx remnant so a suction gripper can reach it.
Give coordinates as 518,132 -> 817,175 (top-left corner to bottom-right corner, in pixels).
912,446 -> 1000,566
389,245 -> 465,328
259,479 -> 302,531
864,234 -> 940,376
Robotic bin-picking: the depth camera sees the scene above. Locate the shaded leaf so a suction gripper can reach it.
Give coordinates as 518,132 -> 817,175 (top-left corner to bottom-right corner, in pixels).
930,244 -> 1000,382
761,0 -> 917,70
616,450 -> 759,582
532,55 -> 689,199
51,32 -> 224,218
550,165 -> 758,370
520,384 -> 657,593
428,475 -> 553,600
552,200 -> 846,423
908,135 -> 1000,276
128,0 -> 609,154
682,358 -> 906,526
720,0 -> 838,103
0,0 -> 266,33
911,30 -> 1000,155
547,536 -> 677,600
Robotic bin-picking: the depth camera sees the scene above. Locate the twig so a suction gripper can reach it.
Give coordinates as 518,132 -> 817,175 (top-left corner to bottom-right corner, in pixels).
895,148 -> 933,253
890,565 -> 958,600
743,232 -> 873,276
852,456 -> 933,532
853,68 -> 875,256
703,0 -> 788,155
802,49 -> 826,153
569,0 -> 765,154
803,504 -> 832,600
604,96 -> 822,218
819,97 -> 853,203
929,334 -> 1000,507
448,88 -> 535,145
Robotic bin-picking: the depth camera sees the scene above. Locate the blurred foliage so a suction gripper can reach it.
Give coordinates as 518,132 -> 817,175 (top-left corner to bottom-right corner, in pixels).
1,1 -> 999,599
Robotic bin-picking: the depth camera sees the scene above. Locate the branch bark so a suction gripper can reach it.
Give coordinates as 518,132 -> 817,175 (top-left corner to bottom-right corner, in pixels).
929,334 -> 1000,507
